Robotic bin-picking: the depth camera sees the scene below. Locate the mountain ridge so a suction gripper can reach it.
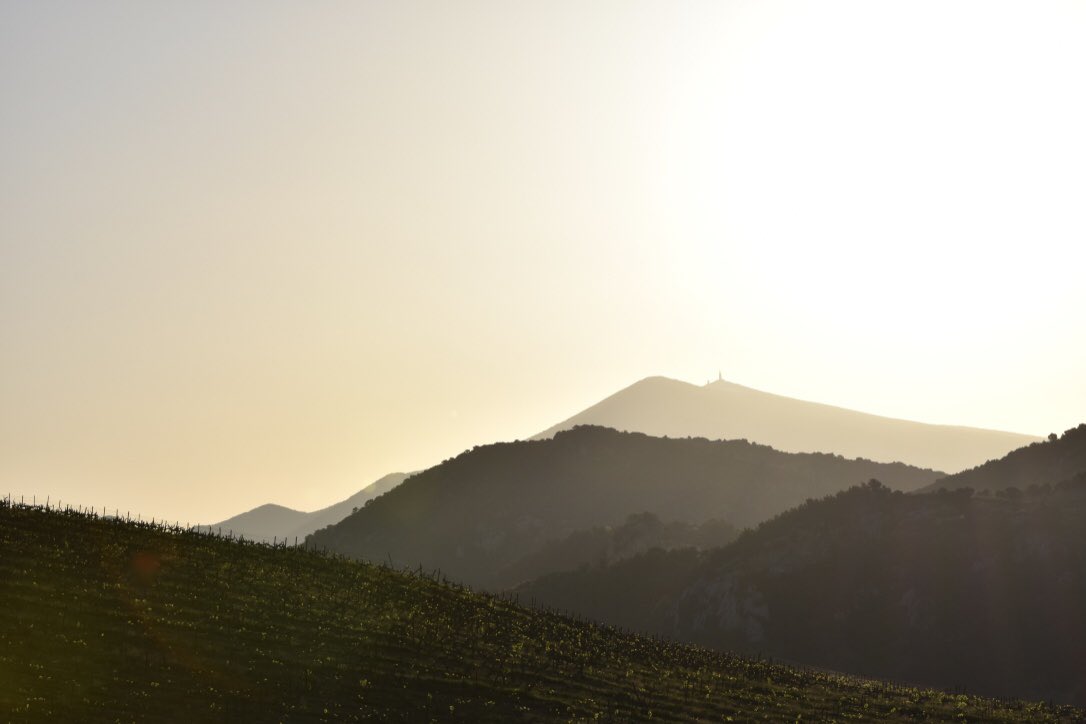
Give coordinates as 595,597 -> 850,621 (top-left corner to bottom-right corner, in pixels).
919,423 -> 1086,493
307,425 -> 941,588
534,376 -> 1039,473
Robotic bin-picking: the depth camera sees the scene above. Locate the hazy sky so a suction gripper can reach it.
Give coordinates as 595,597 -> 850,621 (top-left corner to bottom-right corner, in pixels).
3,1 -> 1084,523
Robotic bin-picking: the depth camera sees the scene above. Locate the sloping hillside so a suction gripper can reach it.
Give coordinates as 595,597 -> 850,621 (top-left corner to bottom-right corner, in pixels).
920,424 -> 1086,493
517,480 -> 1086,706
307,426 -> 940,588
200,472 -> 409,543
7,502 -> 1074,721
536,376 -> 1038,473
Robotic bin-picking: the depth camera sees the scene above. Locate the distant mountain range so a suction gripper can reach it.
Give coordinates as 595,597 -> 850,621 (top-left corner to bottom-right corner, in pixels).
516,424 -> 1086,706
535,376 -> 1039,473
208,375 -> 1033,543
198,472 -> 408,543
307,425 -> 941,588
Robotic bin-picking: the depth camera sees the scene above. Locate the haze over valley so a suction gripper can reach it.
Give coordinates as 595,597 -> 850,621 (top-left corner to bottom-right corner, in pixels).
516,426 -> 1086,706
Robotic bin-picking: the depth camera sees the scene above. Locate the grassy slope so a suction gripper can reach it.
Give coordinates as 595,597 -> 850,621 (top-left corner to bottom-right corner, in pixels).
1,503 -> 1078,722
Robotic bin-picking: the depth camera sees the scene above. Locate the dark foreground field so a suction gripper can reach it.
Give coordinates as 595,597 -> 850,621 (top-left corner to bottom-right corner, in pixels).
1,502 -> 1079,722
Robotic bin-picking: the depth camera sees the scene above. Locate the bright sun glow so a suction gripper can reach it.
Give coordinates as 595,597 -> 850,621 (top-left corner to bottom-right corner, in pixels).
666,1 -> 1086,342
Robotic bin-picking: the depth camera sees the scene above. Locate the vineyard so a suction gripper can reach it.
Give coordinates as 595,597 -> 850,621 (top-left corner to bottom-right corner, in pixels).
0,500 -> 1080,722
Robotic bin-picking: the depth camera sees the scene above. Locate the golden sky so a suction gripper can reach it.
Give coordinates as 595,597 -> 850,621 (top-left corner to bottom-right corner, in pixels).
2,1 -> 1084,523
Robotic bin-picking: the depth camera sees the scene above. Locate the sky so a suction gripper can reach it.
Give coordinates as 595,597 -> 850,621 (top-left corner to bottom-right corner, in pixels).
2,1 -> 1084,523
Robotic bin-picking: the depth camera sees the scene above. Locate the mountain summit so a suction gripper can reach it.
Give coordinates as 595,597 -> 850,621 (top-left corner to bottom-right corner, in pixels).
534,376 -> 1038,473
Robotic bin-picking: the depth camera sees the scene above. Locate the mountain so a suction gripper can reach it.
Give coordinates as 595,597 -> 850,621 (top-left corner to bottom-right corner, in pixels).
535,376 -> 1039,473
517,478 -> 1086,706
7,502 -> 1072,721
919,423 -> 1086,493
307,425 -> 941,588
200,502 -> 307,542
200,472 -> 409,543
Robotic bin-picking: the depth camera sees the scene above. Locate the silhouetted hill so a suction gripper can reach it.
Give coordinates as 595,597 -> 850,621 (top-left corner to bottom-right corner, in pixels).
920,423 -> 1086,493
307,426 -> 940,588
200,472 -> 409,543
7,501 -> 1071,721
535,376 -> 1039,473
517,481 -> 1086,706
